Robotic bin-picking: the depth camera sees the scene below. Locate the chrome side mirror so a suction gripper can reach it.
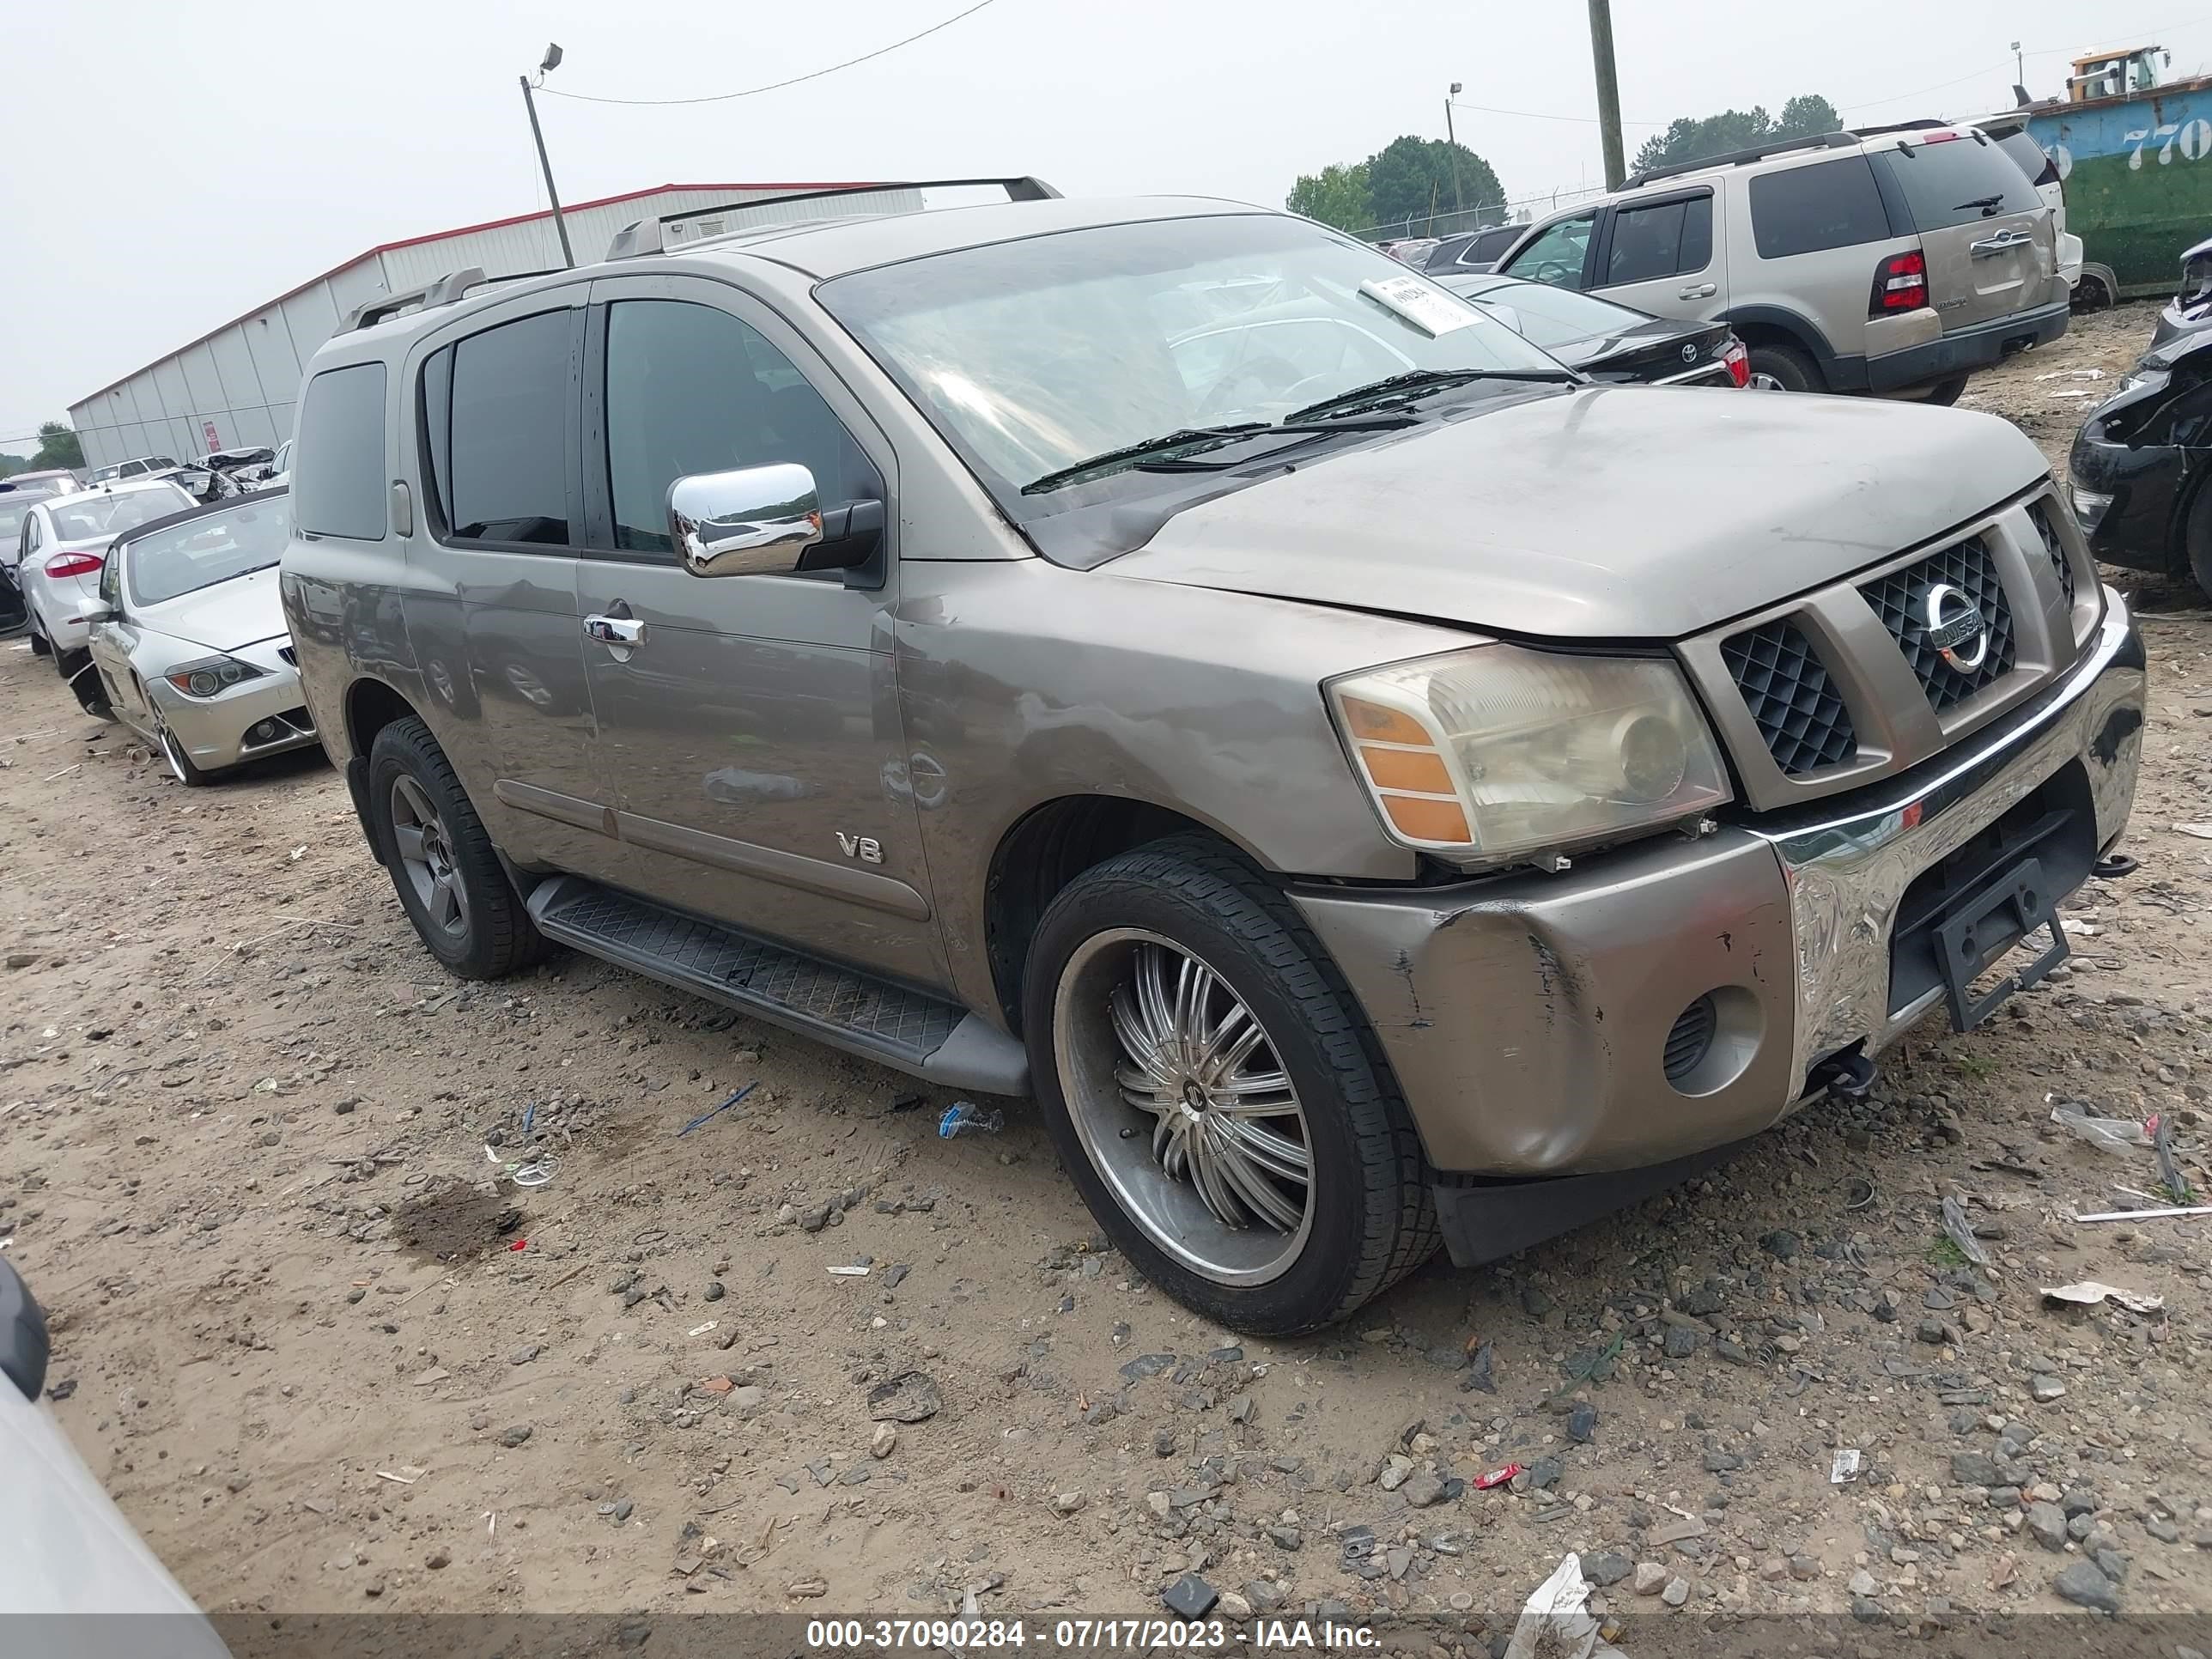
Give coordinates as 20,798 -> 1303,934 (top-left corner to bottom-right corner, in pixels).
670,464 -> 822,578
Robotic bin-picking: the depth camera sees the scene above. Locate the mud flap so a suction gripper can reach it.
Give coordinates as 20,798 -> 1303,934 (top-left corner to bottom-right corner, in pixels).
1431,1139 -> 1749,1267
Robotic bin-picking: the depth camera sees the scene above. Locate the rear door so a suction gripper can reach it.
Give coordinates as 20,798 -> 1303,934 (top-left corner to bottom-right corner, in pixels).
1875,131 -> 2057,330
1589,188 -> 1725,320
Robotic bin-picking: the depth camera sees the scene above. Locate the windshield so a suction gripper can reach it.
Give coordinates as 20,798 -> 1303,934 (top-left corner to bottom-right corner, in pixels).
49,486 -> 191,542
1995,129 -> 2061,189
818,214 -> 1563,506
1439,277 -> 1644,349
125,498 -> 289,605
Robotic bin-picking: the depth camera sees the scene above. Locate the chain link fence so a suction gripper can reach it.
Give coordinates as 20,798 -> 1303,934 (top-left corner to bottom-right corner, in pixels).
1354,183 -> 1607,246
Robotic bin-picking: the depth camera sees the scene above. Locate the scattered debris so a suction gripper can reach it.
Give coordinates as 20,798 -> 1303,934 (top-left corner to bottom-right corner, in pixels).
1504,1553 -> 1620,1659
677,1080 -> 758,1137
2040,1280 -> 2166,1315
2072,1203 -> 2212,1224
866,1370 -> 943,1424
1471,1464 -> 1522,1491
938,1101 -> 1005,1139
1830,1449 -> 1863,1484
2051,1100 -> 2151,1152
1939,1194 -> 1991,1267
2172,822 -> 2212,841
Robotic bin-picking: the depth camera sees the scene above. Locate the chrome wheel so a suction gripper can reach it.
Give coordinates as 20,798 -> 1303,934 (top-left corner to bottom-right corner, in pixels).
389,775 -> 469,938
1749,371 -> 1787,391
1053,928 -> 1313,1285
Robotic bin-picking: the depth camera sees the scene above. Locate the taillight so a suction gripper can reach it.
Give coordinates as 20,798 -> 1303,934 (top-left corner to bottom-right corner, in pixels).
1718,337 -> 1750,388
44,551 -> 103,580
1871,250 -> 1928,315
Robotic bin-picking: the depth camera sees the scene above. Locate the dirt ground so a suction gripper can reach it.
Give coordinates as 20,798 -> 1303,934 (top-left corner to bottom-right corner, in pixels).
7,302 -> 2212,1640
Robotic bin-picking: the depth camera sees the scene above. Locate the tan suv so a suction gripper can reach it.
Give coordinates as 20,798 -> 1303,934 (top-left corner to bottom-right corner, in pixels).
283,181 -> 2141,1334
1496,127 -> 2067,400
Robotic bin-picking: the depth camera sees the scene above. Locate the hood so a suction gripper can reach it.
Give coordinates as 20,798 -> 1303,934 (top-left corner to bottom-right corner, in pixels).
1104,386 -> 2049,640
139,562 -> 288,652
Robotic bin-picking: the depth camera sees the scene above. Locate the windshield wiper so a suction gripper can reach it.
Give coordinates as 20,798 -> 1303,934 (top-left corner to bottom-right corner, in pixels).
1954,193 -> 2006,214
1286,366 -> 1578,423
1021,416 -> 1414,494
1021,425 -> 1273,495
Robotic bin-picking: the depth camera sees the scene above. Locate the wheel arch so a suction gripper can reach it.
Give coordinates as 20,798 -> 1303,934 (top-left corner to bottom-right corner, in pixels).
340,676 -> 424,864
983,794 -> 1262,1036
1719,304 -> 1849,389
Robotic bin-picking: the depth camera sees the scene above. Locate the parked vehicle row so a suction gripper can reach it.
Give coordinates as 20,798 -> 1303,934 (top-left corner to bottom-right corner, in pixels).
277,179 -> 2142,1334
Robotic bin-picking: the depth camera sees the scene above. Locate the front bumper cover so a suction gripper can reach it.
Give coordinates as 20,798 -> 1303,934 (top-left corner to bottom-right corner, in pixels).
150,641 -> 319,774
1293,592 -> 2144,1253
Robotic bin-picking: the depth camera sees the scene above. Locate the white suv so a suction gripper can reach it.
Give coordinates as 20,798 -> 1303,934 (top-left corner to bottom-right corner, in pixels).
1494,127 -> 2068,401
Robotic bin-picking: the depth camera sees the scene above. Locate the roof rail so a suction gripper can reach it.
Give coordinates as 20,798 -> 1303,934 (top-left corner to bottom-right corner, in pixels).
1621,131 -> 1859,191
604,177 -> 1062,261
342,265 -> 569,331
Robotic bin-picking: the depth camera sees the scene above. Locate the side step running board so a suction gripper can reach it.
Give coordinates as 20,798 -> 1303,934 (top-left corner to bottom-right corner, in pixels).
526,877 -> 1028,1097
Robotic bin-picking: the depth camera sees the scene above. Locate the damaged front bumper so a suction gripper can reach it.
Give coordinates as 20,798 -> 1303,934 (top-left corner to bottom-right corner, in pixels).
1292,591 -> 2145,1262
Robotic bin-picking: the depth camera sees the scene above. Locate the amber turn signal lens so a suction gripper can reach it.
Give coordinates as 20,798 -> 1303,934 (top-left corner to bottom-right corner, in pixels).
1359,744 -> 1454,793
1382,794 -> 1473,844
1340,696 -> 1431,747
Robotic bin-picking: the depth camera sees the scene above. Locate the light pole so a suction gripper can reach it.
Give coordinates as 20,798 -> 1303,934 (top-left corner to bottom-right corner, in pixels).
1444,82 -> 1464,223
520,42 -> 576,269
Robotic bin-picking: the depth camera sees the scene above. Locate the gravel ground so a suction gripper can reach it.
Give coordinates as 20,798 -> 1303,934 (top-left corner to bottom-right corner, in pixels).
5,302 -> 2212,1641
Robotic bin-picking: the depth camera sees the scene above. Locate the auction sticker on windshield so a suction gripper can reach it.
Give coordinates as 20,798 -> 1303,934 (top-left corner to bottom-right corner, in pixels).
1358,273 -> 1480,337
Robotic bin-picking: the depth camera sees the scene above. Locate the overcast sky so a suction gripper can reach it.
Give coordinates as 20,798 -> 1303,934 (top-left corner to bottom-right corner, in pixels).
3,0 -> 2205,447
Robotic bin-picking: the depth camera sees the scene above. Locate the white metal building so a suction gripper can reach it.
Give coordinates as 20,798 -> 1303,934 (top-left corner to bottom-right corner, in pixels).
68,181 -> 914,472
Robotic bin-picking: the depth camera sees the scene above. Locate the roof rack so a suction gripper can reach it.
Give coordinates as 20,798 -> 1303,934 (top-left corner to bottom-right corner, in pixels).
343,266 -> 569,331
604,177 -> 1062,260
1622,131 -> 1859,191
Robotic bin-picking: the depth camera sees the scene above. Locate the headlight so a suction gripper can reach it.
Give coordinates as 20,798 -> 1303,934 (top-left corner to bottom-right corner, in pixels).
1328,645 -> 1732,863
2069,486 -> 2114,532
165,655 -> 264,698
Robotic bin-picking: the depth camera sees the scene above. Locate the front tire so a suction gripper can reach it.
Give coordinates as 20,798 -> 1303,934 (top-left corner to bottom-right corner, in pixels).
2186,479 -> 2212,600
1023,836 -> 1437,1335
368,717 -> 548,979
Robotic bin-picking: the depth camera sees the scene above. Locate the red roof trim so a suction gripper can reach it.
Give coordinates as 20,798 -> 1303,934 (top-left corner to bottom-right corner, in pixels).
74,181 -> 880,406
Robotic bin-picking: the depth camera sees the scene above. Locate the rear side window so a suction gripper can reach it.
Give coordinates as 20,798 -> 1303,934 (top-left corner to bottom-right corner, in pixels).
293,363 -> 388,540
1749,156 -> 1893,258
1604,195 -> 1712,283
1883,136 -> 2044,230
1996,130 -> 2062,189
433,310 -> 574,545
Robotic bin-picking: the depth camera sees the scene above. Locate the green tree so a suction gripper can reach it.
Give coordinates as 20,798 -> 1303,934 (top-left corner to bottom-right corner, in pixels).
1632,94 -> 1838,176
1364,136 -> 1505,233
29,422 -> 84,471
0,453 -> 26,479
1285,162 -> 1372,233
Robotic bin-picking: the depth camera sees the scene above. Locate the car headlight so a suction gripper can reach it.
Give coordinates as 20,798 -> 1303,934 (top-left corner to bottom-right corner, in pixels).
1328,644 -> 1732,863
165,655 -> 265,698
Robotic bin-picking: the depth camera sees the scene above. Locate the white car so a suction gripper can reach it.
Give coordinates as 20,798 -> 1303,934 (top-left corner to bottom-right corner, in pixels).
86,489 -> 320,784
10,480 -> 195,711
1,1257 -> 230,1655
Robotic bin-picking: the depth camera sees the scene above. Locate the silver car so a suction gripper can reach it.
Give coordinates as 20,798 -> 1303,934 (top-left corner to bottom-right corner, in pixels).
86,489 -> 320,785
12,480 -> 197,708
1,1258 -> 230,1656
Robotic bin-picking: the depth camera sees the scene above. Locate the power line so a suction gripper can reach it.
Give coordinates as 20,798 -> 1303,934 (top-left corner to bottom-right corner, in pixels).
538,0 -> 1006,107
1447,97 -> 1664,130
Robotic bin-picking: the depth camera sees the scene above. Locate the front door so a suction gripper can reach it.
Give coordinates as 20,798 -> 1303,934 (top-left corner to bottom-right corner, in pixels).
86,545 -> 152,738
574,274 -> 943,988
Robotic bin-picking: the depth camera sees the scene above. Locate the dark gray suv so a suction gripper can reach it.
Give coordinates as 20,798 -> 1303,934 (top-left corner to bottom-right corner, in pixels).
283,181 -> 2144,1333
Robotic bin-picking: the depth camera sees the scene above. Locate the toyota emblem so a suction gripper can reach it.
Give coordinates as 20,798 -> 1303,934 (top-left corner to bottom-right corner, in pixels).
1680,343 -> 1699,362
1923,583 -> 1989,672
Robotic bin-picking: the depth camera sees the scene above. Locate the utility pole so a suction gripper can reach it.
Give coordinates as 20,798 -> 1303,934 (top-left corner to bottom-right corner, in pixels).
1585,0 -> 1626,191
521,43 -> 575,269
1444,82 -> 1464,218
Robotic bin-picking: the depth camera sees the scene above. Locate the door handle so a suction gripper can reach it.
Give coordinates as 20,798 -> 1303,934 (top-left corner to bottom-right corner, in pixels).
583,614 -> 646,647
1970,231 -> 2032,257
1678,283 -> 1717,299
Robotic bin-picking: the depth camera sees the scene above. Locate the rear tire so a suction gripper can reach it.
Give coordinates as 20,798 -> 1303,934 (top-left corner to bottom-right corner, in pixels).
2185,480 -> 2212,601
1746,341 -> 1821,392
368,717 -> 549,979
1021,834 -> 1438,1335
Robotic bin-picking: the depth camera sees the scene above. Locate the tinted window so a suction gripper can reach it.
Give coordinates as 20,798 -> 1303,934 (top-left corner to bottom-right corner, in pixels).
1503,213 -> 1596,287
1749,156 -> 1893,258
1462,226 -> 1522,264
1884,136 -> 2043,230
294,363 -> 388,539
1996,131 -> 2061,188
604,301 -> 878,556
444,310 -> 574,544
1603,196 -> 1711,284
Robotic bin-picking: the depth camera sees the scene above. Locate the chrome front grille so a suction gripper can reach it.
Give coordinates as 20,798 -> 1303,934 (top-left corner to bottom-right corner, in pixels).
1720,619 -> 1857,775
1679,483 -> 2097,814
1858,535 -> 2016,714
